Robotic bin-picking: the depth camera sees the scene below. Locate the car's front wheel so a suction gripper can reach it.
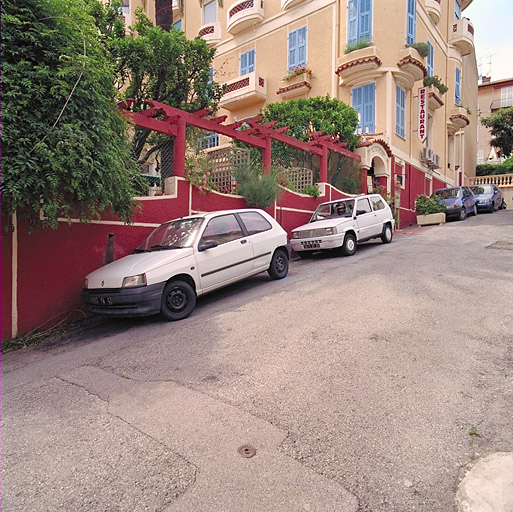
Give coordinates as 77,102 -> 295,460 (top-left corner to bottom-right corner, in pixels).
472,204 -> 478,216
489,202 -> 495,213
459,208 -> 467,221
161,279 -> 196,321
381,224 -> 393,244
268,249 -> 289,279
341,233 -> 357,256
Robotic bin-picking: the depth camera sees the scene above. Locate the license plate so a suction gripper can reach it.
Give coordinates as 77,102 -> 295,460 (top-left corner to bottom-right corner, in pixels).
302,242 -> 320,249
92,297 -> 113,305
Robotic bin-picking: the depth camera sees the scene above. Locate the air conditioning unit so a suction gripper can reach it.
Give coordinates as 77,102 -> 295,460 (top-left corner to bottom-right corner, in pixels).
421,147 -> 433,162
431,153 -> 441,169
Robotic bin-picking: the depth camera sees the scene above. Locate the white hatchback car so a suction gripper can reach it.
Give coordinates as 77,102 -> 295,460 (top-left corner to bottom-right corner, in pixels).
290,194 -> 395,257
82,209 -> 290,321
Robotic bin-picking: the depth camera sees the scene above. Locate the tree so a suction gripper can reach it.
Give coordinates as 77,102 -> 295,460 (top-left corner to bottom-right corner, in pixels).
2,0 -> 143,231
481,106 -> 513,158
95,7 -> 225,167
260,95 -> 360,149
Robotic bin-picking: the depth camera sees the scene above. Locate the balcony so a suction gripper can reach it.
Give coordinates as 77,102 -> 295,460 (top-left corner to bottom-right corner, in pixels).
491,97 -> 513,110
218,71 -> 267,110
281,0 -> 307,8
426,84 -> 444,110
198,22 -> 221,46
277,73 -> 311,100
336,45 -> 384,87
447,106 -> 470,135
424,0 -> 441,25
393,47 -> 427,89
227,0 -> 264,35
449,18 -> 474,56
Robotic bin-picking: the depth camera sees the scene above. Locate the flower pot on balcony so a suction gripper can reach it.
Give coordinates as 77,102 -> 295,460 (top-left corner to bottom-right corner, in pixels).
277,73 -> 311,100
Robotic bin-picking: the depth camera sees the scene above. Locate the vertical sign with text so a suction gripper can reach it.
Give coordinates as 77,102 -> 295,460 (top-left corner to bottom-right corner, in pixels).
418,86 -> 427,143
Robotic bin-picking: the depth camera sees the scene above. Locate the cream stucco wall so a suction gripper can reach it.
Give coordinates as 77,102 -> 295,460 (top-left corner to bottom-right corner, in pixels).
131,0 -> 478,187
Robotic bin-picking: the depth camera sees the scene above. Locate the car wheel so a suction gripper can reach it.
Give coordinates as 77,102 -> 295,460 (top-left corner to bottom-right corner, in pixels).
341,233 -> 357,256
297,250 -> 314,259
459,208 -> 467,221
489,202 -> 495,213
472,204 -> 478,216
381,224 -> 393,244
268,249 -> 289,279
161,280 -> 196,321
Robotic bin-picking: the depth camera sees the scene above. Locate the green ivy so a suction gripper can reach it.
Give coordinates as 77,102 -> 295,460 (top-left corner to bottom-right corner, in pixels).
423,75 -> 448,94
407,42 -> 430,58
344,40 -> 372,54
1,0 -> 144,231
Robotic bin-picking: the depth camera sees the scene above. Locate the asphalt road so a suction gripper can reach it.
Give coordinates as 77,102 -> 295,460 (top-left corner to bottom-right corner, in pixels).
2,210 -> 513,512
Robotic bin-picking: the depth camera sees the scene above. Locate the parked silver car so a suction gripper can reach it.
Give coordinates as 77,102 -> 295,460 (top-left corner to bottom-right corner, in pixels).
290,194 -> 395,257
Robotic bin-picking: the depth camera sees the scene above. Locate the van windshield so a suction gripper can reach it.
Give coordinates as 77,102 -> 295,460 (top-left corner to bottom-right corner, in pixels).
312,200 -> 354,221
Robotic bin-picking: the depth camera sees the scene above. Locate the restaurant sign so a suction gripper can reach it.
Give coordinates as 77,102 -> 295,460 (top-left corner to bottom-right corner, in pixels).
418,86 -> 427,143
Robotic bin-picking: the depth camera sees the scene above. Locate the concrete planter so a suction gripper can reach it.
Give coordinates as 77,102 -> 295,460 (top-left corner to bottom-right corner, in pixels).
416,212 -> 446,226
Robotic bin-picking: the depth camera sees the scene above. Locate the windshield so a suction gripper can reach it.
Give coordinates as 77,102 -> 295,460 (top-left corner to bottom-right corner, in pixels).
135,217 -> 204,252
435,188 -> 459,199
470,185 -> 492,194
312,199 -> 355,221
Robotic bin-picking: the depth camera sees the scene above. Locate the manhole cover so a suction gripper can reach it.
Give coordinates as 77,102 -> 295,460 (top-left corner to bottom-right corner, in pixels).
238,445 -> 256,458
486,241 -> 513,251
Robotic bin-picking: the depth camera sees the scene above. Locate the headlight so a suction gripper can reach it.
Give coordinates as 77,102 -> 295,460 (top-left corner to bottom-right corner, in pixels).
323,227 -> 336,236
291,232 -> 299,239
480,199 -> 490,204
122,274 -> 147,288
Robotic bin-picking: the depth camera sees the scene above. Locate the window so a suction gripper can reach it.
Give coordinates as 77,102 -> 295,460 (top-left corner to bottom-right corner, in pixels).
240,49 -> 255,76
352,83 -> 375,134
347,0 -> 372,46
501,85 -> 513,107
356,198 -> 372,215
173,19 -> 182,30
197,132 -> 219,150
121,0 -> 129,15
406,0 -> 416,45
370,197 -> 386,211
288,27 -> 306,70
396,85 -> 406,138
427,41 -> 434,77
455,0 -> 461,19
455,67 -> 461,105
238,212 -> 272,235
203,0 -> 216,24
201,215 -> 243,246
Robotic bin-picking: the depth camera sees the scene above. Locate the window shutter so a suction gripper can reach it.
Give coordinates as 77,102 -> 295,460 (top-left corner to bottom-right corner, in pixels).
288,30 -> 298,69
298,27 -> 307,66
347,0 -> 358,45
240,53 -> 248,75
427,41 -> 434,77
396,85 -> 405,138
248,49 -> 255,73
406,0 -> 416,45
352,86 -> 363,133
363,83 -> 375,133
359,0 -> 372,43
455,67 -> 461,105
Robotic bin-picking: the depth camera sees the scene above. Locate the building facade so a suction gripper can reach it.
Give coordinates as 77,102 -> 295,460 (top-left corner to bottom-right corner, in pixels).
477,76 -> 513,164
127,0 -> 478,227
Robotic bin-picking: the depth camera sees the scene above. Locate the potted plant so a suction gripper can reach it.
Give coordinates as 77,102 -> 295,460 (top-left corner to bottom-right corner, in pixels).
415,194 -> 446,226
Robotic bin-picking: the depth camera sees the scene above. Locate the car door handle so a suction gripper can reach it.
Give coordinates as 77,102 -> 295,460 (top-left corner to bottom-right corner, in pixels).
240,239 -> 247,244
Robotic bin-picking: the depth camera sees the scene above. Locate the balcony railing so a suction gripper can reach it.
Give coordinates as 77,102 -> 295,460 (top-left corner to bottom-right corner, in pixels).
218,71 -> 267,110
449,18 -> 474,56
198,22 -> 221,46
491,97 -> 513,110
227,0 -> 264,35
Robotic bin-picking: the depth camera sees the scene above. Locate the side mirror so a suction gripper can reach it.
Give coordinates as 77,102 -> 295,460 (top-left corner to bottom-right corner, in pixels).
198,239 -> 218,252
